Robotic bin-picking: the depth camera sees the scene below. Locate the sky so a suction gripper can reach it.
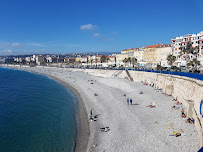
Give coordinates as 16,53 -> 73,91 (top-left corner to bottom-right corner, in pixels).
0,0 -> 202,55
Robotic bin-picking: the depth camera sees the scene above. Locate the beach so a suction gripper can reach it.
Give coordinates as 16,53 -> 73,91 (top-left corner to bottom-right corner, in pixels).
4,66 -> 199,152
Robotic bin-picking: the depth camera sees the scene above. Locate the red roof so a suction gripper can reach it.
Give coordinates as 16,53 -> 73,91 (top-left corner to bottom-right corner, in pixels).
145,44 -> 169,48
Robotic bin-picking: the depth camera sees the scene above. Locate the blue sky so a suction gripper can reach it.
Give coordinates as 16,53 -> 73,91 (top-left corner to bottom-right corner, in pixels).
0,0 -> 202,55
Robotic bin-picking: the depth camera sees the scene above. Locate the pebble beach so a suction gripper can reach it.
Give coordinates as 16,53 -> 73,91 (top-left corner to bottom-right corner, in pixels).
4,66 -> 199,152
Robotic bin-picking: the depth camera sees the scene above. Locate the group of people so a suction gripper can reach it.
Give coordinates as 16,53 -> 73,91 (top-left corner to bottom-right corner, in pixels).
89,110 -> 98,121
90,110 -> 110,132
185,118 -> 195,124
181,108 -> 186,118
127,98 -> 133,105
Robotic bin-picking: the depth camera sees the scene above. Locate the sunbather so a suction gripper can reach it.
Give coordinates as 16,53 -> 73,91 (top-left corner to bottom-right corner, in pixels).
100,127 -> 110,132
182,113 -> 186,118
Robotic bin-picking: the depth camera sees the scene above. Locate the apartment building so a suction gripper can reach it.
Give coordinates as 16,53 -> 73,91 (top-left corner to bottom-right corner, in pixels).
133,47 -> 145,67
156,45 -> 171,67
143,44 -> 171,68
171,31 -> 203,66
143,44 -> 159,68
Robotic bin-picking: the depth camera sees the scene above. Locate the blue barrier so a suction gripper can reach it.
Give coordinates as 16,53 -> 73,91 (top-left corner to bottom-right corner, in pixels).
77,67 -> 203,81
133,69 -> 203,81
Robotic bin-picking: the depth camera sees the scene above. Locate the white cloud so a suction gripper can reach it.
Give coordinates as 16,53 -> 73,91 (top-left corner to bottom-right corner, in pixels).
93,33 -> 100,37
80,24 -> 94,30
27,42 -> 47,48
0,49 -> 13,53
0,42 -> 19,47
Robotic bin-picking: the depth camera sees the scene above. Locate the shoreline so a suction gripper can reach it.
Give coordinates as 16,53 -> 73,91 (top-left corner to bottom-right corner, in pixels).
0,66 -> 89,152
46,74 -> 89,152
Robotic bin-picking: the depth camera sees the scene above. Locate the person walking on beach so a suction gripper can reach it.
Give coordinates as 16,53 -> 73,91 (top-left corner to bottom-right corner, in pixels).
90,110 -> 93,116
130,99 -> 133,105
127,98 -> 129,105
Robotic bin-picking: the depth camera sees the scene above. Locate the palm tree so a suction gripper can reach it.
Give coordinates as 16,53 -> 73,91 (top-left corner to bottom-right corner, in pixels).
106,58 -> 110,67
127,57 -> 132,67
156,64 -> 162,70
90,59 -> 93,68
95,58 -> 98,68
166,54 -> 176,66
131,57 -> 137,68
123,58 -> 128,67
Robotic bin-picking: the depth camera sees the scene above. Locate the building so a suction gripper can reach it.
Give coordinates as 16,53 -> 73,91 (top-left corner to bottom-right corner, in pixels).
106,56 -> 116,66
46,56 -> 57,63
143,44 -> 160,68
36,55 -> 45,65
75,56 -> 82,63
155,45 -> 171,67
81,56 -> 88,63
143,44 -> 171,69
133,47 -> 145,67
25,57 -> 31,62
171,31 -> 203,67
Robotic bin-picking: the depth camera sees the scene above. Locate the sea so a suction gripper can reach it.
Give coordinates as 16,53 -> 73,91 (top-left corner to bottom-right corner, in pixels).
0,67 -> 78,152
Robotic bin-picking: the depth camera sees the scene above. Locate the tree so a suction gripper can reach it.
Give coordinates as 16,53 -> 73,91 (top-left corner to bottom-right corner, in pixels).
127,57 -> 132,66
131,57 -> 137,68
123,58 -> 128,67
187,58 -> 200,72
156,64 -> 162,70
95,58 -> 98,68
180,43 -> 199,62
101,55 -> 107,63
90,59 -> 93,67
166,54 -> 176,66
106,58 -> 110,67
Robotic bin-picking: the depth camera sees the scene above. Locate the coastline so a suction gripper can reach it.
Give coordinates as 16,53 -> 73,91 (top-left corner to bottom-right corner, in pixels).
0,66 -> 89,152
0,65 -> 199,152
45,74 -> 89,152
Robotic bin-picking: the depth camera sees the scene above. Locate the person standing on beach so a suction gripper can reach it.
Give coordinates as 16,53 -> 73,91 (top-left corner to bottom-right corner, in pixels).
127,98 -> 129,105
90,110 -> 93,116
130,99 -> 133,105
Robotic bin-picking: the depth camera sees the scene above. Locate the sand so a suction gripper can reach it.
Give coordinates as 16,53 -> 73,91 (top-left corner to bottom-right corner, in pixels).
2,65 -> 200,152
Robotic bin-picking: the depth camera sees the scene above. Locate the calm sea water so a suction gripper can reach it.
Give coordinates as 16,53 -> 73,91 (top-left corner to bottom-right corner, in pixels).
0,67 -> 77,152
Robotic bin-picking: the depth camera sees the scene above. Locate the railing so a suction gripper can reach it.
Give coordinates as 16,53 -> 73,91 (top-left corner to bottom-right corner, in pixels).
131,69 -> 203,81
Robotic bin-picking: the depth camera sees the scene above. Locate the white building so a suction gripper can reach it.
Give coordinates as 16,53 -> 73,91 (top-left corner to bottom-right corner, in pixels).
171,31 -> 203,67
25,57 -> 31,62
46,56 -> 57,63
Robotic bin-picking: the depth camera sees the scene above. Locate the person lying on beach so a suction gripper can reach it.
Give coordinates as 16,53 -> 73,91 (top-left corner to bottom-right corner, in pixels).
185,118 -> 195,124
147,102 -> 157,108
170,132 -> 181,137
139,91 -> 143,94
171,106 -> 180,110
90,116 -> 97,121
147,103 -> 156,108
172,98 -> 178,101
100,127 -> 110,132
175,101 -> 182,105
182,113 -> 186,118
147,105 -> 156,108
